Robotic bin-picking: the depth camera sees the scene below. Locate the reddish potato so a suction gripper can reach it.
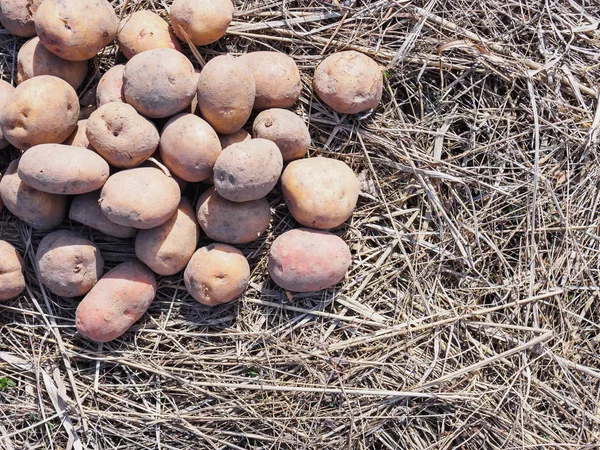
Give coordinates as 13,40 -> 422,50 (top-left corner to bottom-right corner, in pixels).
0,0 -> 42,37
63,120 -> 94,150
76,261 -> 156,342
268,228 -> 351,292
184,244 -> 249,306
69,191 -> 137,239
170,0 -> 233,46
117,10 -> 180,60
0,240 -> 26,301
96,64 -> 125,106
218,129 -> 250,149
253,108 -> 310,162
0,79 -> 15,149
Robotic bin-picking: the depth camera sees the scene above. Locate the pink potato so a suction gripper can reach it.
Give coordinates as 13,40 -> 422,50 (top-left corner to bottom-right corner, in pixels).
0,240 -> 26,301
96,65 -> 125,106
218,129 -> 250,150
170,0 -> 233,46
268,228 -> 351,292
252,108 -> 310,162
69,191 -> 137,239
0,79 -> 15,149
117,10 -> 180,60
76,261 -> 156,343
63,120 -> 94,150
0,0 -> 43,37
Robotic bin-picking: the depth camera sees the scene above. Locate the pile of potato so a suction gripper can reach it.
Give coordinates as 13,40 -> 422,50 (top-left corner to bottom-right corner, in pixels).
0,0 -> 383,342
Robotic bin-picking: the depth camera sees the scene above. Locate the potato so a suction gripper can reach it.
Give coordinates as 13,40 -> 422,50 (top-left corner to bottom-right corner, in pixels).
253,109 -> 310,162
281,157 -> 359,229
135,198 -> 199,276
76,261 -> 156,342
96,64 -> 125,106
86,102 -> 159,168
213,138 -> 282,202
184,244 -> 249,306
99,167 -> 181,229
69,191 -> 137,239
35,0 -> 118,62
313,51 -> 382,114
159,113 -> 221,182
63,120 -> 94,150
0,175 -> 3,212
170,0 -> 233,46
239,52 -> 302,110
218,129 -> 250,150
197,55 -> 255,134
117,10 -> 180,60
17,37 -> 88,90
0,79 -> 15,150
36,230 -> 103,297
18,144 -> 109,195
0,159 -> 67,230
0,0 -> 42,37
123,48 -> 196,118
0,240 -> 26,301
0,75 -> 79,150
196,186 -> 270,244
268,228 -> 351,292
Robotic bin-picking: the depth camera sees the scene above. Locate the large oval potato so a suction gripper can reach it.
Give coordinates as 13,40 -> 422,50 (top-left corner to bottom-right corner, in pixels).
96,64 -> 125,106
313,51 -> 382,114
0,80 -> 15,149
69,191 -> 137,239
0,0 -> 43,37
35,0 -> 118,62
268,228 -> 351,292
123,48 -> 196,118
184,244 -> 249,306
197,55 -> 255,135
135,198 -> 199,276
0,240 -> 26,301
213,138 -> 283,202
196,187 -> 270,244
0,75 -> 79,150
76,261 -> 156,343
253,108 -> 310,162
99,167 -> 181,229
0,159 -> 67,230
117,10 -> 180,60
281,157 -> 359,229
239,52 -> 302,110
159,113 -> 221,182
63,120 -> 94,150
170,0 -> 233,46
86,102 -> 159,168
18,144 -> 109,195
36,230 -> 104,297
218,129 -> 250,150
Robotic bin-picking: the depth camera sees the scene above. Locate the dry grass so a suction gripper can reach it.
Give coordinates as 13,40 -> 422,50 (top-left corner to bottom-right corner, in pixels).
2,0 -> 600,448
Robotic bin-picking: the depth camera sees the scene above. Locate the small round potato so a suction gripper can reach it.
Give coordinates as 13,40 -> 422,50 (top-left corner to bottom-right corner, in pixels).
96,64 -> 125,106
184,244 -> 250,306
213,138 -> 283,202
135,198 -> 199,276
159,113 -> 221,182
117,10 -> 180,60
239,52 -> 302,110
76,261 -> 156,343
35,0 -> 118,62
197,55 -> 255,134
0,240 -> 26,301
63,120 -> 94,150
69,191 -> 137,239
218,129 -> 250,150
268,228 -> 351,292
0,0 -> 42,37
281,157 -> 359,229
86,102 -> 159,168
36,230 -> 104,297
196,187 -> 270,244
17,37 -> 88,90
0,79 -> 15,149
313,51 -> 382,114
253,109 -> 310,162
170,0 -> 233,46
0,75 -> 79,150
123,48 -> 196,118
0,159 -> 67,230
99,167 -> 181,229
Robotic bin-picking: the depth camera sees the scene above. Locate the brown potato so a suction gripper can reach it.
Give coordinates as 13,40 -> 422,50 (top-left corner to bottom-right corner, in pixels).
281,157 -> 359,229
117,10 -> 180,60
69,191 -> 137,239
197,55 -> 255,134
159,113 -> 221,182
184,243 -> 249,306
96,64 -> 125,106
196,186 -> 270,244
35,0 -> 118,62
99,167 -> 181,229
36,230 -> 103,297
268,228 -> 351,292
170,0 -> 233,46
0,159 -> 67,230
313,51 -> 382,114
213,138 -> 282,202
63,120 -> 94,150
123,48 -> 196,118
253,108 -> 310,162
0,0 -> 42,37
76,261 -> 156,342
0,240 -> 25,301
18,144 -> 109,195
17,37 -> 88,90
218,129 -> 250,150
239,52 -> 302,110
0,79 -> 15,149
0,75 -> 79,150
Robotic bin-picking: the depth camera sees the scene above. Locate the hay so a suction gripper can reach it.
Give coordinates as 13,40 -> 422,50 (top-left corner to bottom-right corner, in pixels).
2,0 -> 600,448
